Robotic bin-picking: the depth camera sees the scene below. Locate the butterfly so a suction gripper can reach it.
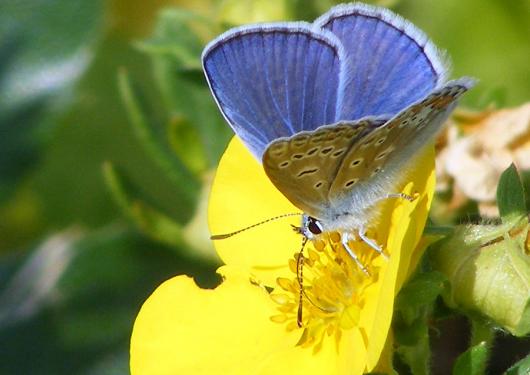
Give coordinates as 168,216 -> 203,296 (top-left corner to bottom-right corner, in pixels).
202,3 -> 474,269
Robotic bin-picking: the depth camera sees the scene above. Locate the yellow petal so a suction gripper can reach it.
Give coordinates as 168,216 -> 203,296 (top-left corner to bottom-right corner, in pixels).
361,146 -> 435,370
372,329 -> 395,374
405,234 -> 441,286
260,328 -> 365,375
209,137 -> 301,286
130,273 -> 365,375
131,274 -> 291,375
394,150 -> 436,292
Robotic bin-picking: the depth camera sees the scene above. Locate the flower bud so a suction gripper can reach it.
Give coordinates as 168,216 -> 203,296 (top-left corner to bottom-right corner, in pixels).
430,218 -> 530,336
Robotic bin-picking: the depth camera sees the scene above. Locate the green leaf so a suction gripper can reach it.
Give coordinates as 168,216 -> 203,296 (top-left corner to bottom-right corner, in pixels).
0,0 -> 104,203
470,319 -> 494,347
395,321 -> 430,375
452,341 -> 489,375
168,116 -> 208,175
394,271 -> 447,374
137,8 -> 231,168
497,164 -> 527,224
505,353 -> 530,375
0,0 -> 103,113
102,161 -> 185,249
218,0 -> 292,25
136,9 -> 211,71
424,225 -> 454,238
404,0 -> 530,106
117,68 -> 200,202
0,227 -> 84,329
396,271 -> 448,325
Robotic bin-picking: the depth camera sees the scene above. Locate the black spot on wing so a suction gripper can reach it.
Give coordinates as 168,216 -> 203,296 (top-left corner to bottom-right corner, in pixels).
297,168 -> 319,178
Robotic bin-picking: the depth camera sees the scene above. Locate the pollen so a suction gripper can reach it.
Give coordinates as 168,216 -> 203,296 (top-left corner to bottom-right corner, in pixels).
270,232 -> 382,350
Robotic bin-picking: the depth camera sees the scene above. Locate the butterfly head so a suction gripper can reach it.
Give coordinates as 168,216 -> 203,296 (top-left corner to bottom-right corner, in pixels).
300,215 -> 324,240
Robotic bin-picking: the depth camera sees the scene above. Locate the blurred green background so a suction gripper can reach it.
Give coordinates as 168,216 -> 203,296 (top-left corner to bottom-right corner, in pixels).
0,0 -> 528,373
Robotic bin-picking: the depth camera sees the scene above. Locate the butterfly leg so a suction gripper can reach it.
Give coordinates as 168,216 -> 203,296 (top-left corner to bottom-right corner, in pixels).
341,232 -> 369,275
358,226 -> 389,260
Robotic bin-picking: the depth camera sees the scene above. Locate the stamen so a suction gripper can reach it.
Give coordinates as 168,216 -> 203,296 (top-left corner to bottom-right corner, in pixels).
270,231 -> 386,349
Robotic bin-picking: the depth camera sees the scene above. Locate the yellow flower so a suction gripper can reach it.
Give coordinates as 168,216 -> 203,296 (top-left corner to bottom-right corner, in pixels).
130,137 -> 435,375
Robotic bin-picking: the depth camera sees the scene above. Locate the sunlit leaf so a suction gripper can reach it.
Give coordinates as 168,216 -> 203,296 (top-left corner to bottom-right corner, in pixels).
453,341 -> 488,375
497,164 -> 527,224
505,353 -> 530,375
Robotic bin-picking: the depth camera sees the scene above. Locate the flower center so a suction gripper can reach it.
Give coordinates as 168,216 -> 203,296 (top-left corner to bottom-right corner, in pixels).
270,232 -> 383,348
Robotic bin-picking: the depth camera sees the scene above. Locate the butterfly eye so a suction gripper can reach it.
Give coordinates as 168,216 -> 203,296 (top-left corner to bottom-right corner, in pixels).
307,217 -> 323,235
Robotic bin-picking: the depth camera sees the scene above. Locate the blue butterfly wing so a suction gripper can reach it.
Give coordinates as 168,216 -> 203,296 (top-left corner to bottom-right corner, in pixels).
315,3 -> 449,121
202,24 -> 343,159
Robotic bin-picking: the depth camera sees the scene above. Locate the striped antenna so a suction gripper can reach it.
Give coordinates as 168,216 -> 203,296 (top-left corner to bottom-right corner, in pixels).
210,213 -> 303,240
